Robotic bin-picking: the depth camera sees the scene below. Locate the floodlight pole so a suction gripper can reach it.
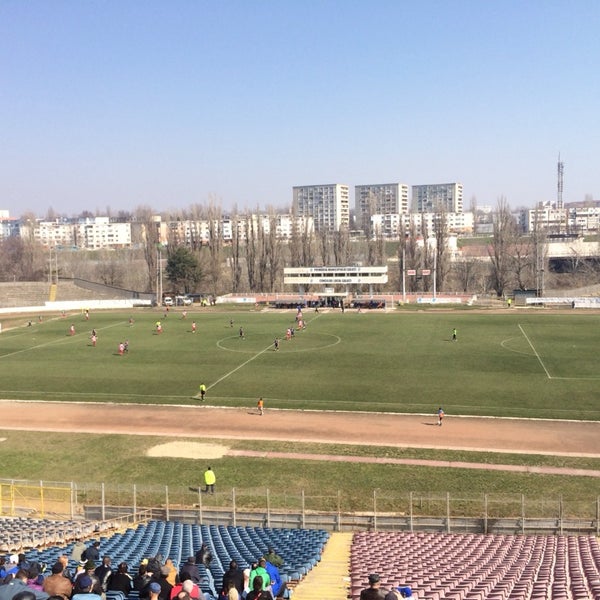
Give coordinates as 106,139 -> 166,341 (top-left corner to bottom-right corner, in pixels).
433,245 -> 437,300
402,248 -> 406,303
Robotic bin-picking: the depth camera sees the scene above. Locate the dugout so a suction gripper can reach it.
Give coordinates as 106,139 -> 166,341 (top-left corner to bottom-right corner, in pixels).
513,289 -> 540,306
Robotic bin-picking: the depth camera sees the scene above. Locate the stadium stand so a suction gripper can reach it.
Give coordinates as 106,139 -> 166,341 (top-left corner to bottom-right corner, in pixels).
9,519 -> 600,600
350,531 -> 600,600
18,520 -> 328,598
0,517 -> 100,552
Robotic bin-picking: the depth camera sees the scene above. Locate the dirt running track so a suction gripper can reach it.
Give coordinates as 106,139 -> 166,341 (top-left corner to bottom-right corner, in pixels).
1,400 -> 599,461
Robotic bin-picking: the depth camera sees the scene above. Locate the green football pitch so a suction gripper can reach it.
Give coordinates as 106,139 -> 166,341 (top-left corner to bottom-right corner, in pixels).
0,308 -> 598,420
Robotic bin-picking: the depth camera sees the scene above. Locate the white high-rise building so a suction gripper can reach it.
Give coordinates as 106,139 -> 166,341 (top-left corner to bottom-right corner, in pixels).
412,183 -> 463,213
292,184 -> 349,232
355,183 -> 409,229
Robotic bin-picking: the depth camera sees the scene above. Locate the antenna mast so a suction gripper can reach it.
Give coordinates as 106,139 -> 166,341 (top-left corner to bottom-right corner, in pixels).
557,154 -> 564,209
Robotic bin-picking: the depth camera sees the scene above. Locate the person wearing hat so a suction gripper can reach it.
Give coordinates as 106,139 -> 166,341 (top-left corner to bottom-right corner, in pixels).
360,573 -> 389,600
71,575 -> 101,600
74,563 -> 101,597
140,565 -> 172,600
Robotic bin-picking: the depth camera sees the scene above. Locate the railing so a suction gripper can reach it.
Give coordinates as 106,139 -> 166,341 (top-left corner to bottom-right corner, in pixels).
1,479 -> 598,535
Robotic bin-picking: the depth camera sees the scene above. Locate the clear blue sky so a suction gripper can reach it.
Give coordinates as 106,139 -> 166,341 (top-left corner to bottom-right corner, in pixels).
2,0 -> 599,218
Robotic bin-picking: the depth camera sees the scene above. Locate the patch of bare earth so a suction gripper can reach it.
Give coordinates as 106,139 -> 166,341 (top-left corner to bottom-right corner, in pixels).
146,441 -> 229,459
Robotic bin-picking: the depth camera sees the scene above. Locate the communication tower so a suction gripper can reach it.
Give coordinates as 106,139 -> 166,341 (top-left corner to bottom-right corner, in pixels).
557,154 -> 564,209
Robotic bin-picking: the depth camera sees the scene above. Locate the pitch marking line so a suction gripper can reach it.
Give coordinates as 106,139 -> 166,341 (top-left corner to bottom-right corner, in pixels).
518,324 -> 551,379
0,321 -> 125,359
204,311 -> 325,397
205,343 -> 274,393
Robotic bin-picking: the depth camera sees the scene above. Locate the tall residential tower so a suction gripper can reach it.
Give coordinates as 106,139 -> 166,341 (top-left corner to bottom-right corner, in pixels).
292,184 -> 350,232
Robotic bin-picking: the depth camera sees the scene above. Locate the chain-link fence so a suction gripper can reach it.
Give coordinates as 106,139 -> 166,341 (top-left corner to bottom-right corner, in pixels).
1,479 -> 598,535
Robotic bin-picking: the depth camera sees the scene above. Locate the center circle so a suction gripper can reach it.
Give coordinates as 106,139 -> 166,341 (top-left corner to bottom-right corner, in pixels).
217,332 -> 341,353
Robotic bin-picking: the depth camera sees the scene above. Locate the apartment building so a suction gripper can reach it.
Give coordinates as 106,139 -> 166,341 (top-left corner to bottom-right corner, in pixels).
292,184 -> 349,232
412,183 -> 463,213
355,183 -> 409,229
371,211 -> 474,239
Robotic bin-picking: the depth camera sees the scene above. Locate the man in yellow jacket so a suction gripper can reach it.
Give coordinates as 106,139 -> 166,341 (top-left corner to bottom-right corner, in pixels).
204,466 -> 216,494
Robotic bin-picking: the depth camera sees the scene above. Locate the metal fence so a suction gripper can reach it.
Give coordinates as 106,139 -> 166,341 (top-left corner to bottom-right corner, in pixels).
1,479 -> 598,535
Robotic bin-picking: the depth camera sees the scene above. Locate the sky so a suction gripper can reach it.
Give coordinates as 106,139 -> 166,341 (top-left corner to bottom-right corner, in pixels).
1,0 -> 600,219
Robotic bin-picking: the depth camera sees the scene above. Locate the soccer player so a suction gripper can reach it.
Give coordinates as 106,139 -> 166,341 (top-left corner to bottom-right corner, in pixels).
239,326 -> 244,339
257,398 -> 264,416
452,328 -> 457,341
69,324 -> 75,336
192,321 -> 197,333
199,383 -> 206,401
273,338 -> 279,351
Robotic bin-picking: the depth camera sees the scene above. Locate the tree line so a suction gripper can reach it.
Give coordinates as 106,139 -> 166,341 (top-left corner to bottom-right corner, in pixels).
2,200 -> 598,297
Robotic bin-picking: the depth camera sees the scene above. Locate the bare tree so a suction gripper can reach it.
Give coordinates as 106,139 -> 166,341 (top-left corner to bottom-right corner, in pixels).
132,205 -> 160,293
452,258 -> 485,293
432,209 -> 450,292
0,237 -> 45,281
488,197 -> 518,297
317,230 -> 331,266
245,212 -> 258,292
266,212 -> 283,292
333,226 -> 351,266
366,223 -> 385,267
229,208 -> 243,293
205,201 -> 223,295
398,218 -> 421,293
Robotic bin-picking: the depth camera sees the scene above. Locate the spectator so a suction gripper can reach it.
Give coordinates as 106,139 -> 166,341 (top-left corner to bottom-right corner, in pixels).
57,556 -> 72,582
140,566 -> 172,600
384,586 -> 413,599
0,570 -> 49,600
71,576 -> 101,600
245,577 -> 271,600
263,550 -> 282,569
220,561 -> 243,598
194,545 -> 212,568
73,563 -> 101,598
162,560 -> 177,587
70,542 -> 87,564
248,560 -> 270,594
178,559 -> 200,586
224,581 -> 239,600
147,583 -> 160,600
264,562 -> 287,599
169,574 -> 199,600
82,544 -> 100,564
107,563 -> 132,596
133,565 -> 151,592
94,557 -> 112,592
360,574 -> 389,600
42,563 -> 72,600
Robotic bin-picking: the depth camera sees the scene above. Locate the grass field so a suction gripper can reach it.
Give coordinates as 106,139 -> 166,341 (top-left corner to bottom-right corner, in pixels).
0,306 -> 599,420
0,306 -> 599,513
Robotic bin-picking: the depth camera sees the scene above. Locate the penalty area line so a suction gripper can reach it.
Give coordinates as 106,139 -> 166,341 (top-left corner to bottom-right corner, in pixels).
518,323 -> 552,379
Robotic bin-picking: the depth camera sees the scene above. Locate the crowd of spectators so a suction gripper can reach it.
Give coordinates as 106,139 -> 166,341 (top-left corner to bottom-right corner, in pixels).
0,541 -> 291,600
